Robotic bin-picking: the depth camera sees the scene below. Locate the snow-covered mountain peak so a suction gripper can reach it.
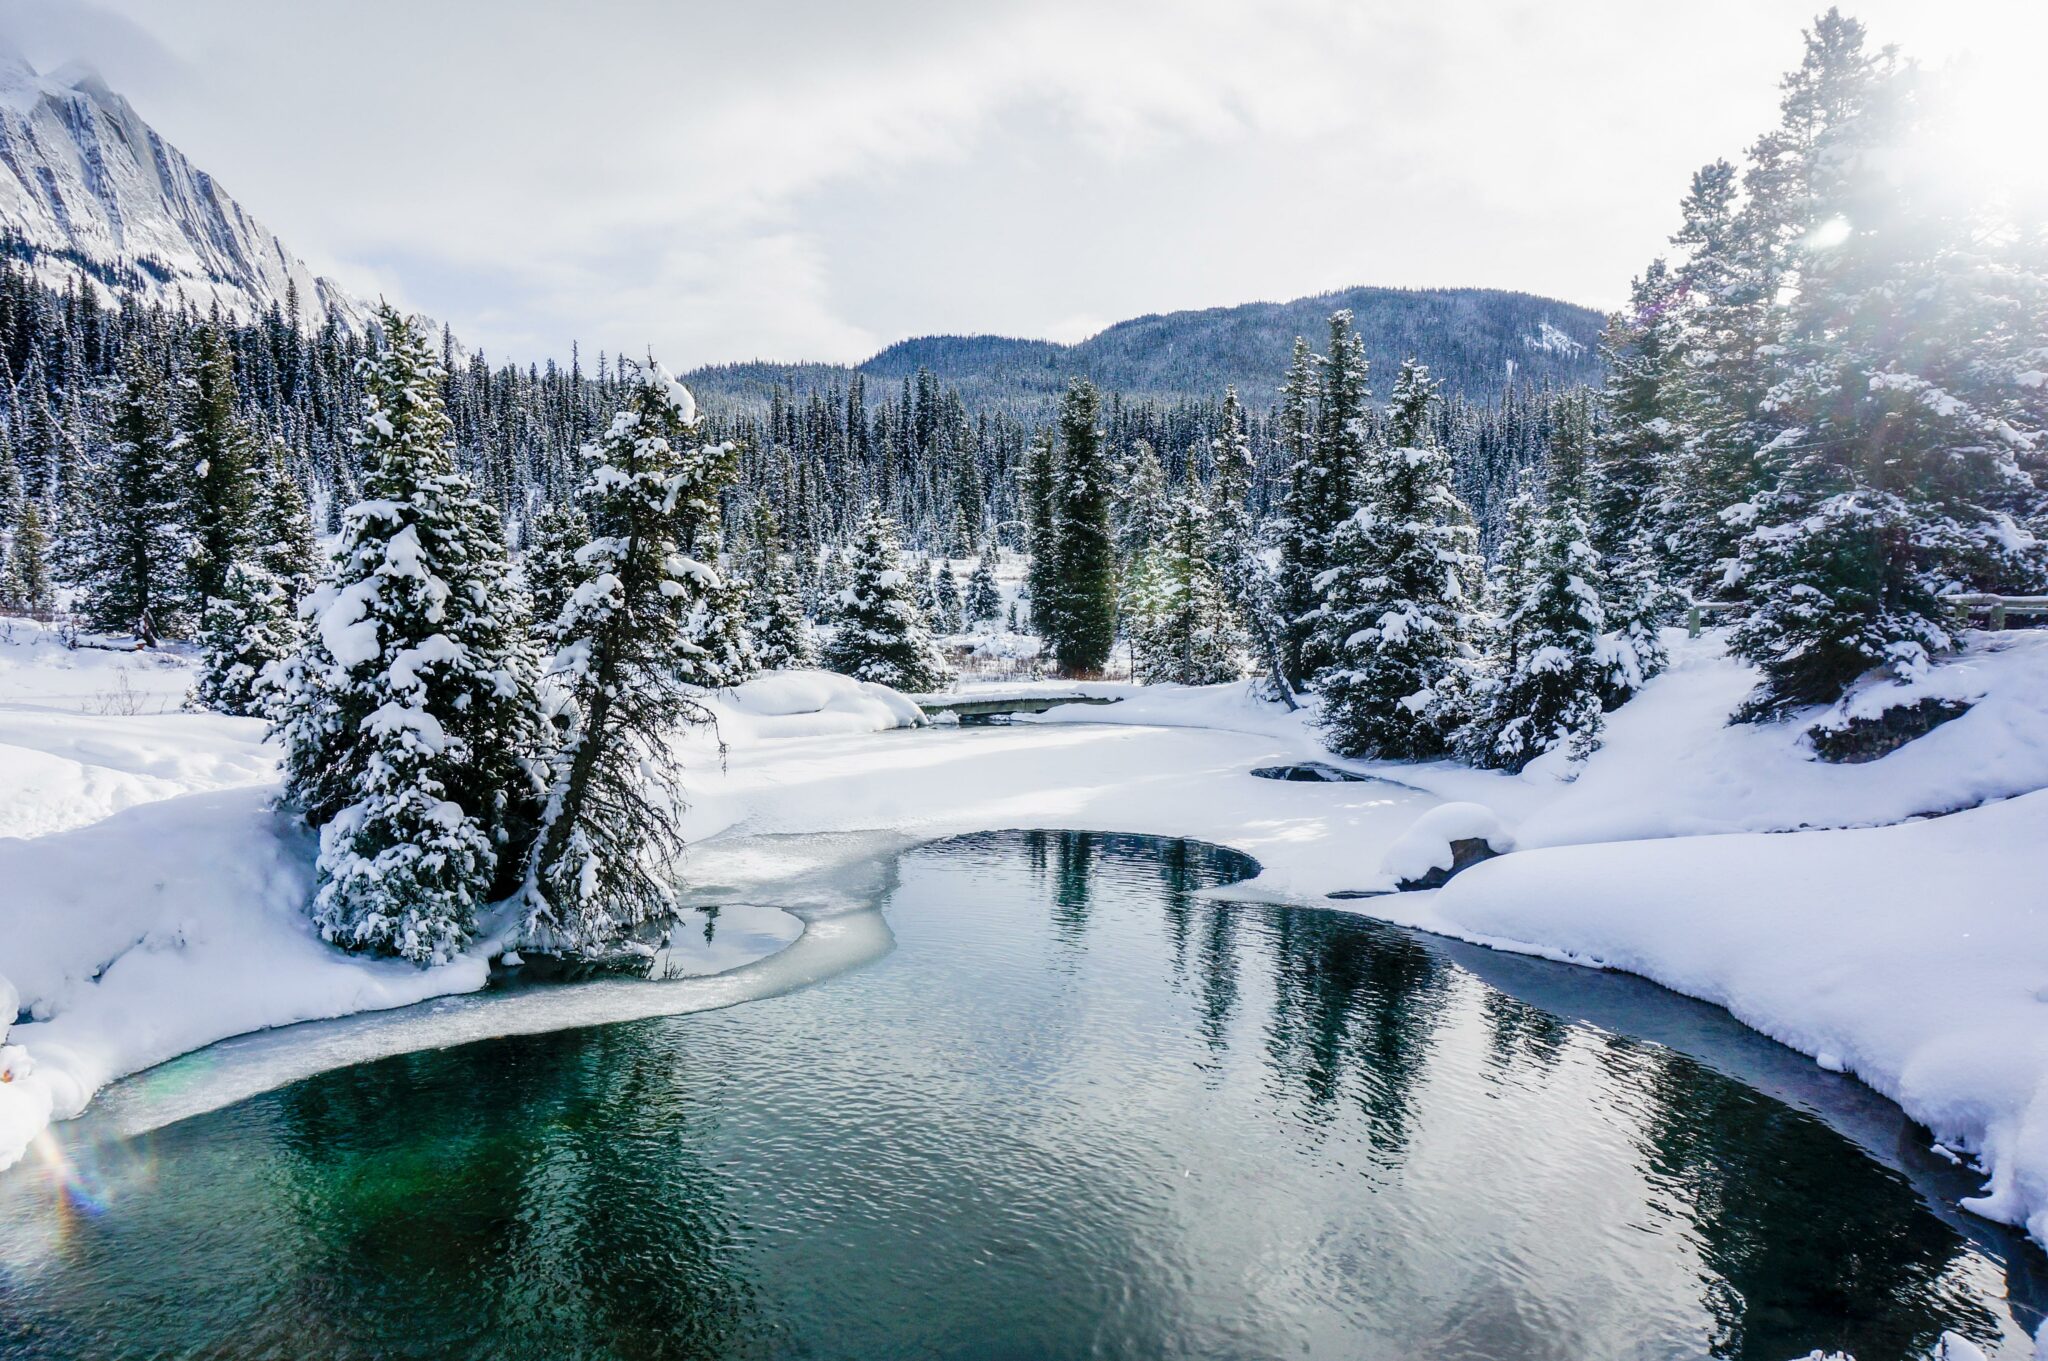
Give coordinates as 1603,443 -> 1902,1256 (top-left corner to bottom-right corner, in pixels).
0,54 -> 360,330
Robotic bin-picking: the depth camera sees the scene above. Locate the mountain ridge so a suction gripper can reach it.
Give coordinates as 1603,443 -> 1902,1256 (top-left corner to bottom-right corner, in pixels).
687,283 -> 1605,409
0,50 -> 359,328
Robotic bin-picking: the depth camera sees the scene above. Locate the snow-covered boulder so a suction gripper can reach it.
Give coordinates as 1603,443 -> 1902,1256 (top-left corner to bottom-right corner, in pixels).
1382,801 -> 1515,890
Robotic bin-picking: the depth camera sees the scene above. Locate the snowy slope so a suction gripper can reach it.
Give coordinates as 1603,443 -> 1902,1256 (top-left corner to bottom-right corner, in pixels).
0,50 -> 357,326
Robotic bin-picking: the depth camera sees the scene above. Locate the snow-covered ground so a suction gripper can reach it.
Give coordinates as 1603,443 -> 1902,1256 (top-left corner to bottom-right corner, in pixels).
2,614 -> 2046,1328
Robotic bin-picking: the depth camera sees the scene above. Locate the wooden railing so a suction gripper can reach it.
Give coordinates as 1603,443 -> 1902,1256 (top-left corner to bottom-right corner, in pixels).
1685,594 -> 2048,637
1947,594 -> 2048,631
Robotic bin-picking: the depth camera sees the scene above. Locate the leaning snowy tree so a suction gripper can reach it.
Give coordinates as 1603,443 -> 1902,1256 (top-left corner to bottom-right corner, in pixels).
78,343 -> 190,645
1314,361 -> 1482,759
822,502 -> 952,691
522,362 -> 731,956
272,305 -> 543,965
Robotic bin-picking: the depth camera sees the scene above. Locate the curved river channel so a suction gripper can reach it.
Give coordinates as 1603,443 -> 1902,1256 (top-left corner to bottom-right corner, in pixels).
1,830 -> 2042,1359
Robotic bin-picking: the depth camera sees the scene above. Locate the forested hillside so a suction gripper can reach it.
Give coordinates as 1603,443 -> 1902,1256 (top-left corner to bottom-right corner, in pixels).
697,285 -> 1602,411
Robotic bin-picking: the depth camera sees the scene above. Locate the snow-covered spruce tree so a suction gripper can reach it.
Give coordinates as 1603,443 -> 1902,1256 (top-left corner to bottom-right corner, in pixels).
194,445 -> 320,716
79,343 -> 190,644
273,305 -> 543,964
1022,429 -> 1059,639
741,501 -> 816,670
1044,378 -> 1117,675
1131,490 -> 1247,686
822,502 -> 952,691
1115,438 -> 1171,564
249,442 -> 320,603
1725,18 -> 2045,715
1468,498 -> 1609,772
524,502 -> 590,645
1275,316 -> 1369,688
1,502 -> 52,618
1313,362 -> 1482,759
965,553 -> 1002,625
180,323 -> 257,608
1599,529 -> 1678,708
521,365 -> 727,956
193,562 -> 299,717
752,558 -> 817,670
933,562 -> 964,633
1591,261 -> 1683,564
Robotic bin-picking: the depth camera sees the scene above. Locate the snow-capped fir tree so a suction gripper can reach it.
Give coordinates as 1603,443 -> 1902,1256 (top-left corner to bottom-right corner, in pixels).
78,343 -> 190,645
1467,497 -> 1609,771
1590,262 -> 1683,563
932,562 -> 964,633
192,562 -> 298,717
0,431 -> 23,534
249,442 -> 320,604
1724,16 -> 2044,714
745,504 -> 817,670
1044,378 -> 1117,675
1275,314 -> 1369,688
751,556 -> 817,670
180,324 -> 257,608
1022,429 -> 1060,640
523,502 -> 590,645
1599,529 -> 1678,707
1130,490 -> 1247,685
272,305 -> 543,964
1115,439 -> 1171,563
965,553 -> 1002,625
1,502 -> 52,617
822,501 -> 952,691
193,441 -> 319,716
521,364 -> 726,956
1210,385 -> 1294,704
1312,361 -> 1483,759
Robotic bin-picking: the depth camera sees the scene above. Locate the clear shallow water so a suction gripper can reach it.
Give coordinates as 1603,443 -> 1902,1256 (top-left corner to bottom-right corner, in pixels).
0,830 -> 2039,1360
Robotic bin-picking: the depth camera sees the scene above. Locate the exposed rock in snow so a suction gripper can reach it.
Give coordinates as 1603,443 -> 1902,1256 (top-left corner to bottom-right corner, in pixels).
1380,800 -> 1514,889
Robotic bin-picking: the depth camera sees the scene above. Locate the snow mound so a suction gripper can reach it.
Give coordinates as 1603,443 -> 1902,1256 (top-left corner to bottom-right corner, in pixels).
1380,801 -> 1514,883
714,669 -> 925,739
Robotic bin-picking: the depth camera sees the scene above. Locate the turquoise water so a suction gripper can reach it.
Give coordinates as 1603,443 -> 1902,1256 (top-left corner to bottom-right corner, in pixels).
0,830 -> 2037,1359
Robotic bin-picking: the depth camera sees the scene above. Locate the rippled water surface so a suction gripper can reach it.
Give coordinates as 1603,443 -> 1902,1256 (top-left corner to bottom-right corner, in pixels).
0,830 -> 2038,1360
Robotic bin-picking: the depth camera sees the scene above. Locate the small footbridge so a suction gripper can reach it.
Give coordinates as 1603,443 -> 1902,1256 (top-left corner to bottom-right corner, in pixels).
906,690 -> 1123,725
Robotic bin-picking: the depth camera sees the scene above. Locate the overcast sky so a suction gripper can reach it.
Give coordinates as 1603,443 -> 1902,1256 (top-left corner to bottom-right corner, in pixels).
0,0 -> 2038,368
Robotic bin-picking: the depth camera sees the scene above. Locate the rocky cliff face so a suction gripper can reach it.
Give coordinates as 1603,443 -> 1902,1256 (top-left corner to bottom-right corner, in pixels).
0,52 -> 357,327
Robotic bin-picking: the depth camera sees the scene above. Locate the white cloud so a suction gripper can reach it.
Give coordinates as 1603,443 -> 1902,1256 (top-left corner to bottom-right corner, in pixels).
2,0 -> 2042,366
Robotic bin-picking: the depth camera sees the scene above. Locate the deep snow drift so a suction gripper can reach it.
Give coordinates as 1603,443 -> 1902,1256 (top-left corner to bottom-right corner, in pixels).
2,618 -> 2046,1309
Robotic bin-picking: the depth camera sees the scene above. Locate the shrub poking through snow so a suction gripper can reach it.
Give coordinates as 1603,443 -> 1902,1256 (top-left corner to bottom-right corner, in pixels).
272,305 -> 544,965
1313,360 -> 1481,758
822,502 -> 952,692
521,362 -> 731,956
